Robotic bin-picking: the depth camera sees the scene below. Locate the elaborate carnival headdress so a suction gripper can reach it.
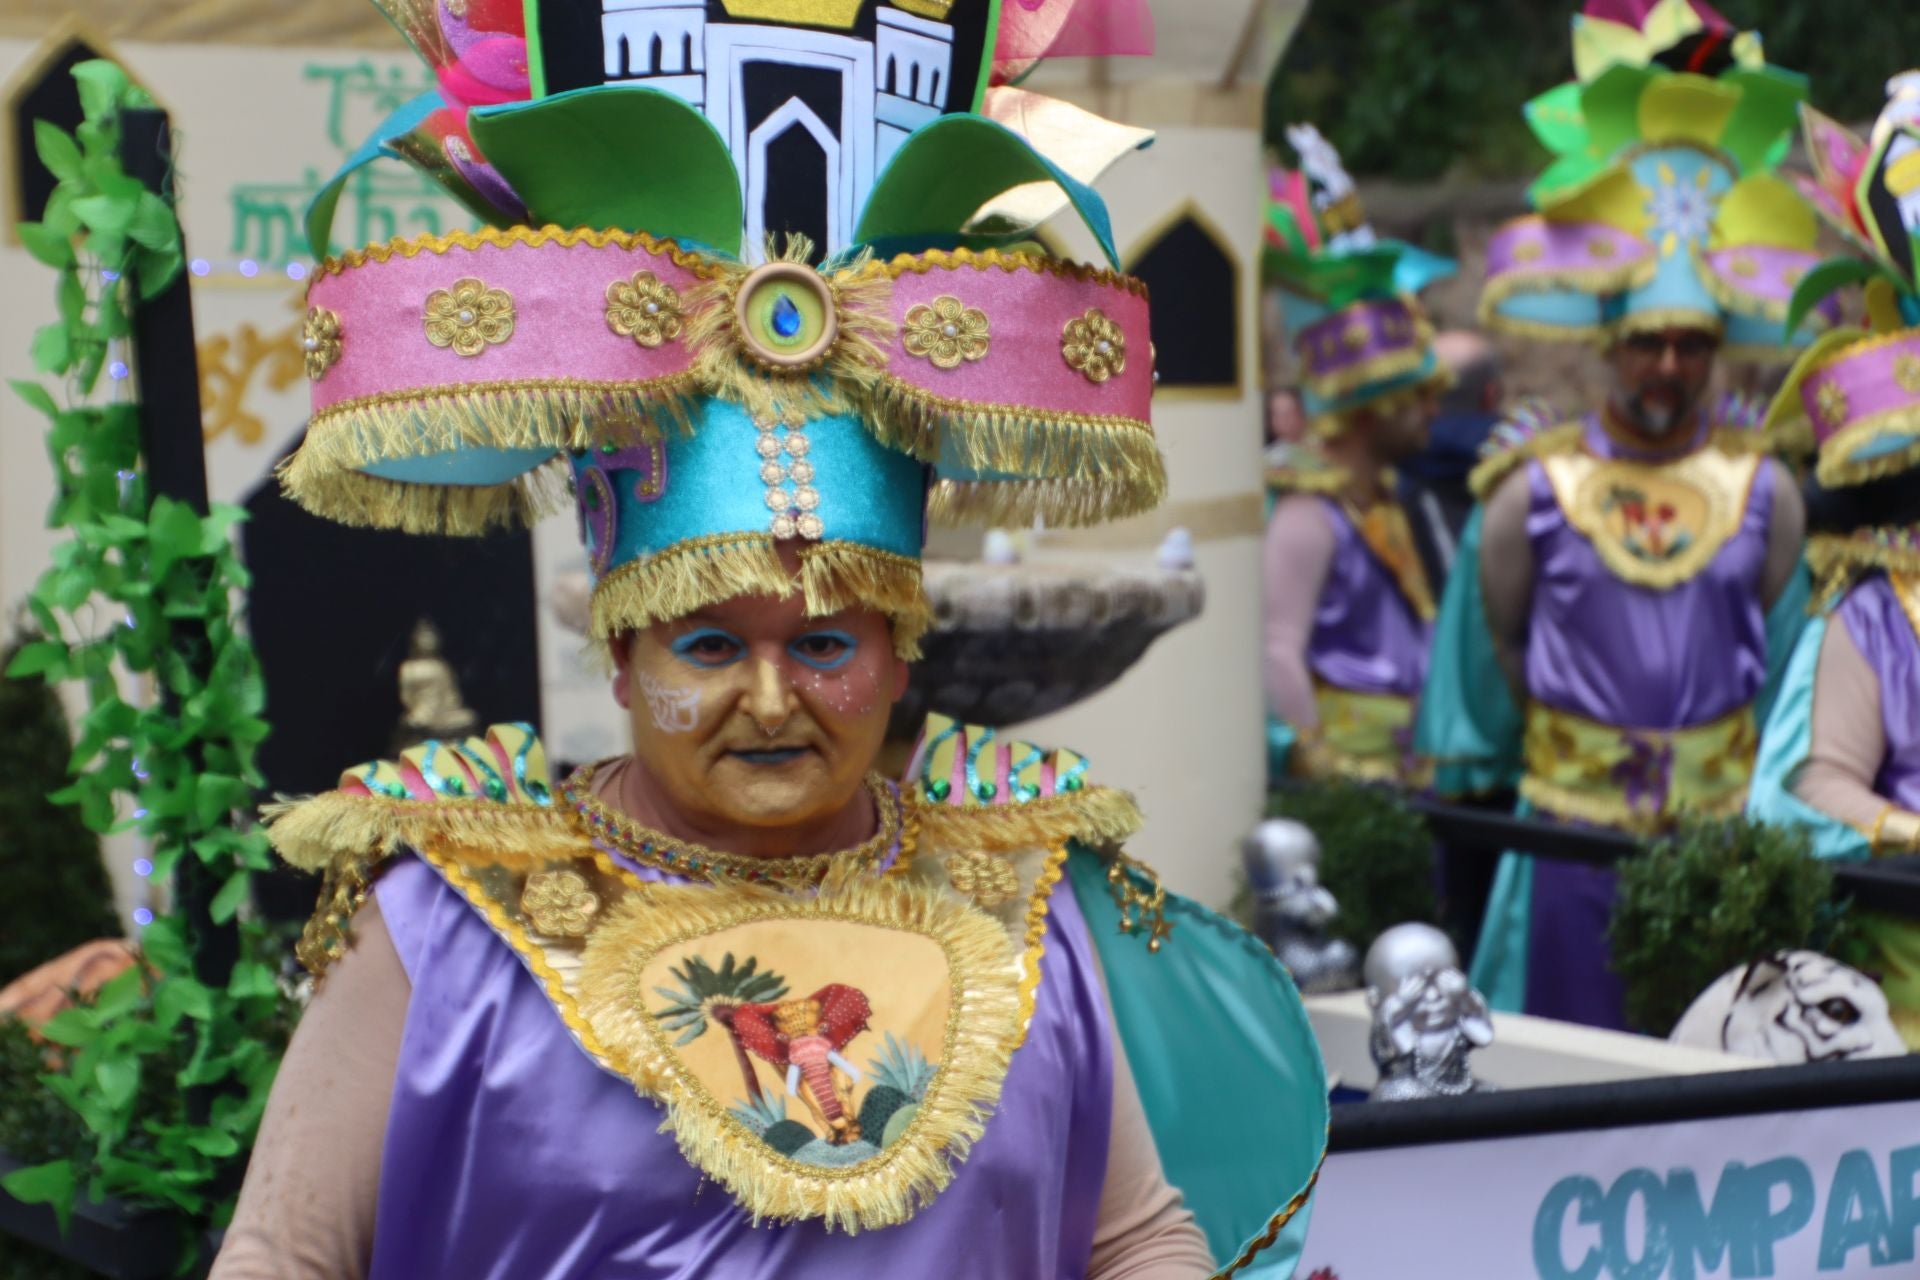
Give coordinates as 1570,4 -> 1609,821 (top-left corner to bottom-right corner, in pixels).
1479,0 -> 1833,358
1763,76 -> 1920,490
1264,123 -> 1454,431
284,0 -> 1159,658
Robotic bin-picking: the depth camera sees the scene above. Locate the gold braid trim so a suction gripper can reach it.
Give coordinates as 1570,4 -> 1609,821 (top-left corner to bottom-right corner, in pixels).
871,245 -> 1150,299
275,453 -> 578,536
1013,845 -> 1068,1049
586,536 -> 929,660
312,224 -> 718,280
575,869 -> 1022,1231
1476,254 -> 1660,325
1213,1157 -> 1325,1280
262,791 -> 589,874
925,471 -> 1166,529
915,786 -> 1145,857
1468,421 -> 1585,500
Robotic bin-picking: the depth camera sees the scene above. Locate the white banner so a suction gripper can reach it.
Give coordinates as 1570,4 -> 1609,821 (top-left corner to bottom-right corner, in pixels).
1301,1099 -> 1920,1279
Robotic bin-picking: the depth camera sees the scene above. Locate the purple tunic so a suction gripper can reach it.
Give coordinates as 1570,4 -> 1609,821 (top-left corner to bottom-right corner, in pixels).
1307,498 -> 1431,699
367,855 -> 1115,1280
1521,417 -> 1774,1029
1839,575 -> 1920,808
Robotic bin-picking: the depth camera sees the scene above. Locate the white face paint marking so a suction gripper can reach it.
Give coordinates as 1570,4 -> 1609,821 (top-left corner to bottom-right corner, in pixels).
637,670 -> 701,734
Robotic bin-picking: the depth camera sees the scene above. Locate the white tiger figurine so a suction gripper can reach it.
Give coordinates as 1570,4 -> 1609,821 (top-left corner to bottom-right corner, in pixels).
1669,951 -> 1906,1063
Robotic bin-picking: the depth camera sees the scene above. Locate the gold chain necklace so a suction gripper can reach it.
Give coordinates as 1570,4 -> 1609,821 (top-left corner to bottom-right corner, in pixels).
560,762 -> 905,887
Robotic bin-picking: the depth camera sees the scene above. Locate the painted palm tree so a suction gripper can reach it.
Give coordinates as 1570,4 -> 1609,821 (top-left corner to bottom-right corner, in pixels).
654,952 -> 788,1103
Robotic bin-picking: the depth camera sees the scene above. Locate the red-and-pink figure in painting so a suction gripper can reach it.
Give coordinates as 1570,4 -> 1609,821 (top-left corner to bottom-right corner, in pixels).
732,985 -> 874,1144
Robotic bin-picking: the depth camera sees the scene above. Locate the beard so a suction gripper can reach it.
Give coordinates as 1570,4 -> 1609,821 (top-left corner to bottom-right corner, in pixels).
1625,381 -> 1693,437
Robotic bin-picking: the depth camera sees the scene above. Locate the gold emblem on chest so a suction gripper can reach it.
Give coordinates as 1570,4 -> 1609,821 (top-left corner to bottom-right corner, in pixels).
1543,447 -> 1761,590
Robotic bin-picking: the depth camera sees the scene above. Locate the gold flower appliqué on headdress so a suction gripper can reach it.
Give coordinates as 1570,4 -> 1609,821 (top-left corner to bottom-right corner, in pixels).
424,277 -> 516,357
521,869 -> 600,938
1061,308 -> 1126,384
1816,380 -> 1850,429
605,271 -> 684,348
903,295 -> 990,369
301,307 -> 342,381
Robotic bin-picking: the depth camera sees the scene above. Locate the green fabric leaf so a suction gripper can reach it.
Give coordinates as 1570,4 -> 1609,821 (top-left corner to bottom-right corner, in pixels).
90,967 -> 145,1021
138,915 -> 192,975
1579,63 -> 1654,162
127,191 -> 178,252
2,1159 -> 76,1232
1523,81 -> 1588,157
5,640 -> 68,678
154,977 -> 214,1028
209,869 -> 251,924
71,193 -> 135,237
1716,66 -> 1808,174
1786,256 -> 1888,337
37,1007 -> 101,1048
18,220 -> 75,269
227,961 -> 278,1000
856,115 -> 1118,267
94,1055 -> 139,1109
30,322 -> 71,374
71,60 -> 131,121
10,377 -> 58,417
34,119 -> 82,181
471,87 -> 743,255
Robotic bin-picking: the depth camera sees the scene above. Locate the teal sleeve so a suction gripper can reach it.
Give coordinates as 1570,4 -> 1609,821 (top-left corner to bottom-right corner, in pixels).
1755,559 -> 1812,731
1067,846 -> 1327,1277
1414,506 -> 1524,797
1746,611 -> 1873,862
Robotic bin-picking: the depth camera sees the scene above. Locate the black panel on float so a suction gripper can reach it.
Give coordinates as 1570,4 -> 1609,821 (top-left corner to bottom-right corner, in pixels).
240,446 -> 542,917
528,0 -> 990,117
8,35 -> 104,226
1129,211 -> 1240,390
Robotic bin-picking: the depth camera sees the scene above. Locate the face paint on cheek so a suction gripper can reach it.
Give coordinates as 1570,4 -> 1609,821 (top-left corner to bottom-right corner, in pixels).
636,669 -> 702,733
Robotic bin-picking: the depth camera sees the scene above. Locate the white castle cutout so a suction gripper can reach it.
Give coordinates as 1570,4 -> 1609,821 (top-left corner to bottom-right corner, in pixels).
599,0 -> 959,255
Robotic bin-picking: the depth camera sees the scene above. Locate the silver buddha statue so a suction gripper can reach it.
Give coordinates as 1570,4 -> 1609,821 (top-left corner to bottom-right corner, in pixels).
1241,819 -> 1359,994
1364,923 -> 1495,1101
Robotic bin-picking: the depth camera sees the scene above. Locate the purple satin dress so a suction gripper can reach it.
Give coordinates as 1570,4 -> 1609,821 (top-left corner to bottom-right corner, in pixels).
1522,417 -> 1773,1028
1839,576 -> 1920,807
1307,499 -> 1430,698
367,855 -> 1114,1279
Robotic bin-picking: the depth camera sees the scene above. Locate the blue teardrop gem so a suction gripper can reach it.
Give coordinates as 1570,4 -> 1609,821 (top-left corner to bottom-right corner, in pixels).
770,292 -> 803,340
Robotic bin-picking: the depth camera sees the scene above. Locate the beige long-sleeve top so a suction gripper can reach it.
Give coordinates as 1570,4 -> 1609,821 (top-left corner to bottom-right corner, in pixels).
1790,612 -> 1898,833
212,893 -> 1214,1280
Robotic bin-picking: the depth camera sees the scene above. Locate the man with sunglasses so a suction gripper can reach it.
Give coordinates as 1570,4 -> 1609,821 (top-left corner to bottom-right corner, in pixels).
1416,1 -> 1822,1031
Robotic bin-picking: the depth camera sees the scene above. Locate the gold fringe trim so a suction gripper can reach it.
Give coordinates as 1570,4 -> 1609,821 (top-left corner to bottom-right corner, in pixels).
1476,253 -> 1660,324
1265,462 -> 1357,496
1816,406 -> 1920,489
261,791 -> 589,872
871,245 -> 1150,299
1807,531 -> 1920,604
863,374 -> 1160,482
1301,344 -> 1430,406
313,224 -> 717,280
586,535 -> 930,660
1692,246 -> 1822,327
914,786 -> 1144,856
575,870 -> 1022,1231
275,451 -> 578,535
925,468 -> 1167,529
1468,421 -> 1585,499
1309,365 -> 1455,439
305,373 -> 696,459
683,237 -> 897,425
1611,306 -> 1727,339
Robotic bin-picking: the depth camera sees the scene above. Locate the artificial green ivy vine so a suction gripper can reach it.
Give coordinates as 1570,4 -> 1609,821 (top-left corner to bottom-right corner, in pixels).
0,61 -> 290,1258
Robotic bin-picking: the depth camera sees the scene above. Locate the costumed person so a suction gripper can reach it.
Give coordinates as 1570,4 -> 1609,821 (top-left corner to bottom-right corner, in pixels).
1416,0 -> 1827,1030
1748,78 -> 1920,1049
1260,124 -> 1453,786
210,2 -> 1329,1278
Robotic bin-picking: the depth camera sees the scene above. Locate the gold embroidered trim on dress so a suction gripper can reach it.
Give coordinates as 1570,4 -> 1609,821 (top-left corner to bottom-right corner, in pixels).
915,787 -> 1144,855
262,790 -> 590,874
1808,532 -> 1920,608
1541,445 -> 1760,591
1469,421 -> 1585,500
312,224 -> 716,280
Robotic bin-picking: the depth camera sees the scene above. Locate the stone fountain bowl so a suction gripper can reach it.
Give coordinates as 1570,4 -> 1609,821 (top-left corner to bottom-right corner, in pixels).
888,558 -> 1206,738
